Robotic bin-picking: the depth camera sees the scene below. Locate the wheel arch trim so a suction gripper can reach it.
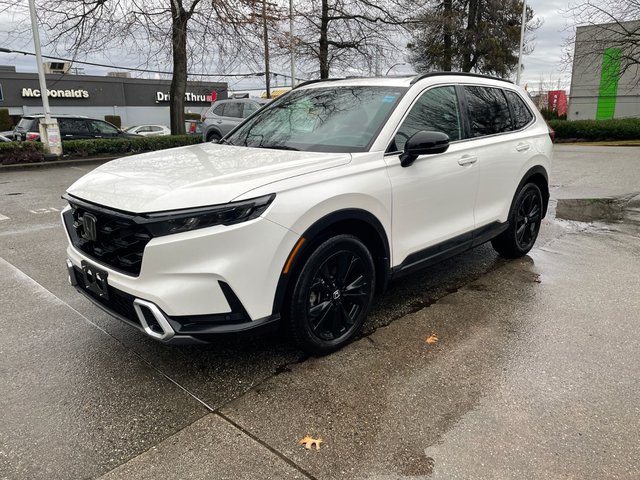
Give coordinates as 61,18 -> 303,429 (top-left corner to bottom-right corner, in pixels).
271,208 -> 391,316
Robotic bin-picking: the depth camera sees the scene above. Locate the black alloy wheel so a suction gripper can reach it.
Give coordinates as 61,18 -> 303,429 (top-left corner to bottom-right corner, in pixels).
491,182 -> 544,258
288,235 -> 375,355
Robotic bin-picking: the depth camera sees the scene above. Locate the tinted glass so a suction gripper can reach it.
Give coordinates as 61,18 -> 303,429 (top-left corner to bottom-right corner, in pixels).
89,120 -> 118,134
212,104 -> 226,116
58,118 -> 90,134
464,86 -> 512,137
392,86 -> 461,152
505,90 -> 534,129
224,102 -> 243,118
226,86 -> 407,153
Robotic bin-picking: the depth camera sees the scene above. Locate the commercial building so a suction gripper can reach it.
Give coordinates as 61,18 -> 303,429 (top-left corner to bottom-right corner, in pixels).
568,20 -> 640,120
0,69 -> 228,127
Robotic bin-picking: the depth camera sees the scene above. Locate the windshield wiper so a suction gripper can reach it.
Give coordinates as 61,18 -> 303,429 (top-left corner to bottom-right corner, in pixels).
259,145 -> 300,151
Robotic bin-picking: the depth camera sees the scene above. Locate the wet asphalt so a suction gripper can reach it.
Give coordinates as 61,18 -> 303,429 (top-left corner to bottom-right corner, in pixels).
1,146 -> 639,479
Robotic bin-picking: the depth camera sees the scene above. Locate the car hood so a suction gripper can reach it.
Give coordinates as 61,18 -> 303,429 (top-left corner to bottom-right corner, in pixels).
66,143 -> 351,213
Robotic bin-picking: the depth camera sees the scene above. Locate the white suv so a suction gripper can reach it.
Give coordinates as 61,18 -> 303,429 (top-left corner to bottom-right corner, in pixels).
62,73 -> 552,355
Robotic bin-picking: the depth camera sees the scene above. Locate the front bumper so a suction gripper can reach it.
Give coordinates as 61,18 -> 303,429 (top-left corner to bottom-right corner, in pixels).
67,259 -> 280,343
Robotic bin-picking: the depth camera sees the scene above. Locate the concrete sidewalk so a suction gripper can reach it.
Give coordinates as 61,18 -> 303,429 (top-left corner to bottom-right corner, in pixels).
99,225 -> 640,479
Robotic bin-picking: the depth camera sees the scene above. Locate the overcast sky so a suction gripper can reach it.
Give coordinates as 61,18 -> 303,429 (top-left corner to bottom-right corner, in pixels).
0,0 -> 576,92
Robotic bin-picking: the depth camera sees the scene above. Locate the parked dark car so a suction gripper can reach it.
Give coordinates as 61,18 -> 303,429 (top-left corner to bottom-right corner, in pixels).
14,115 -> 140,141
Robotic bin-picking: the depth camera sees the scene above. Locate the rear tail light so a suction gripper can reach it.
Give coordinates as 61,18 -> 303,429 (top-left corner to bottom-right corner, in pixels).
26,132 -> 40,141
548,127 -> 555,143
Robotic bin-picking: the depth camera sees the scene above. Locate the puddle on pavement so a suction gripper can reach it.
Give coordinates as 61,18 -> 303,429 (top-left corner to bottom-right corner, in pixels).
556,193 -> 640,225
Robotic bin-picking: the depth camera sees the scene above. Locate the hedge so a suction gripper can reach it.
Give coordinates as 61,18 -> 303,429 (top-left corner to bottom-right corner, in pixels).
0,141 -> 45,165
185,112 -> 201,120
549,118 -> 640,141
1,135 -> 203,165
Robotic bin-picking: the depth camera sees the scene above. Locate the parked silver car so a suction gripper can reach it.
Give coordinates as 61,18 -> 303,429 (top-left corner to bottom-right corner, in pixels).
202,98 -> 268,142
124,125 -> 171,136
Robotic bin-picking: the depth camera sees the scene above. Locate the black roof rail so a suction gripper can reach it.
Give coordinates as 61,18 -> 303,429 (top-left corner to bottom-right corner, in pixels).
293,77 -> 346,89
410,71 -> 513,85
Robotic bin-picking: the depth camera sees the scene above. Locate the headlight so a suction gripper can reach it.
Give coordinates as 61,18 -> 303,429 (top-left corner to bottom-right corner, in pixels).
144,194 -> 275,237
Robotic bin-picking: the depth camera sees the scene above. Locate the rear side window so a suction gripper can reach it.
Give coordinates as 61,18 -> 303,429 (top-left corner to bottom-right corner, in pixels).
58,118 -> 90,134
224,102 -> 243,118
464,86 -> 512,137
212,104 -> 226,116
505,90 -> 534,130
392,85 -> 462,151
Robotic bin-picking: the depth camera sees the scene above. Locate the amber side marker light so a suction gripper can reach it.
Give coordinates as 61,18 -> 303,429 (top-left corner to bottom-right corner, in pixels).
283,237 -> 306,274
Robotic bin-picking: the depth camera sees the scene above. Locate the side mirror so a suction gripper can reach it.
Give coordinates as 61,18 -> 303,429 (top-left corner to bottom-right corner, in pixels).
400,131 -> 450,167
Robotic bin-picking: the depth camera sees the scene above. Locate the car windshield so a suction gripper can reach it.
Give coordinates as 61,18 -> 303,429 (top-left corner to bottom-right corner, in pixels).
125,126 -> 139,132
225,86 -> 407,153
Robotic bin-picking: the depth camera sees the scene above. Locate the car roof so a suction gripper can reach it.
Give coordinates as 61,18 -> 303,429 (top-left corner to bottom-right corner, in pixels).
295,72 -> 514,90
22,114 -> 89,119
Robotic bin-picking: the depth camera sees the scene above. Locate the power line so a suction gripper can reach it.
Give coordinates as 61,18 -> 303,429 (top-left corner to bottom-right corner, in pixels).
0,47 -> 267,78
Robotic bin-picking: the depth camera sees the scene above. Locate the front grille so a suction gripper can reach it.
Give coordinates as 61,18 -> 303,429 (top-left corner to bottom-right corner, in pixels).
74,266 -> 141,325
63,201 -> 152,276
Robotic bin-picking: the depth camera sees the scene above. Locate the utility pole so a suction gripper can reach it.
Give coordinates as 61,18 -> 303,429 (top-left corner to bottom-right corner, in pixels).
289,0 -> 295,88
28,0 -> 62,157
516,0 -> 527,86
262,0 -> 271,98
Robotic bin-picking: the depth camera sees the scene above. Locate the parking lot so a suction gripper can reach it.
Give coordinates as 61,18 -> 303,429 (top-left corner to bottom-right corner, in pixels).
1,145 -> 639,479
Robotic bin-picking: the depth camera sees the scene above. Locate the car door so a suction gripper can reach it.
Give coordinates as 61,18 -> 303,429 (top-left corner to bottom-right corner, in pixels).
219,101 -> 244,135
58,118 -> 93,140
384,85 -> 479,270
88,120 -> 119,138
462,86 -> 532,227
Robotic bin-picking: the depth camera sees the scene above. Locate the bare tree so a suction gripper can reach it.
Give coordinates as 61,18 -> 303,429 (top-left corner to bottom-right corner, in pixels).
563,0 -> 640,80
8,0 -> 265,134
281,0 -> 413,79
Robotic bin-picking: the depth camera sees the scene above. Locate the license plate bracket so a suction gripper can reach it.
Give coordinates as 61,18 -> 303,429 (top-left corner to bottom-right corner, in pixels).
81,261 -> 109,300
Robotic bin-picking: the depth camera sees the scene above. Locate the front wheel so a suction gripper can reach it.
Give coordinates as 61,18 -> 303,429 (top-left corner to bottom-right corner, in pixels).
491,183 -> 544,258
288,235 -> 375,356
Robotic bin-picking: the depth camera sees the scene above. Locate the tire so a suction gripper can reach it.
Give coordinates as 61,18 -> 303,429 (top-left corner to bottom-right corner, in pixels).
491,182 -> 544,258
206,131 -> 221,142
288,234 -> 375,356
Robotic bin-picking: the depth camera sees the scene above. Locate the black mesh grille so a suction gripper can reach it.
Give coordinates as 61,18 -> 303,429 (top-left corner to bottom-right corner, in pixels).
63,203 -> 151,276
73,267 -> 141,325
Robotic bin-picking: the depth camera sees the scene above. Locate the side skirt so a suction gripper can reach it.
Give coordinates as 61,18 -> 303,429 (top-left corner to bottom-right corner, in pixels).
391,221 -> 509,278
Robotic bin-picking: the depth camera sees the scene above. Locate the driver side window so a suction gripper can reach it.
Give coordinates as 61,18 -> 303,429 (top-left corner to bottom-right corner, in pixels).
392,86 -> 462,152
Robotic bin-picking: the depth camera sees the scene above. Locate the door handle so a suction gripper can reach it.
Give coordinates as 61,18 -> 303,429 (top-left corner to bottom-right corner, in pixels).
458,155 -> 477,166
516,143 -> 530,152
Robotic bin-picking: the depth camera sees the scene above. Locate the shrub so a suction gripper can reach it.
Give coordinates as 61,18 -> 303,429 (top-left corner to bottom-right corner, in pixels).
104,115 -> 122,128
0,108 -> 13,131
540,108 -> 566,121
184,112 -> 201,120
61,134 -> 202,158
549,118 -> 640,141
0,141 -> 44,165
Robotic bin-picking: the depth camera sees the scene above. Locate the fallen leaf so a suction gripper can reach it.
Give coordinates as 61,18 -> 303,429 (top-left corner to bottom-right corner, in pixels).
425,334 -> 438,344
299,435 -> 323,450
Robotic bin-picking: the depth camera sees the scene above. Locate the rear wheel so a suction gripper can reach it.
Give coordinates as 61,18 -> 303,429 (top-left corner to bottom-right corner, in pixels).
288,235 -> 375,355
491,183 -> 544,258
206,131 -> 221,142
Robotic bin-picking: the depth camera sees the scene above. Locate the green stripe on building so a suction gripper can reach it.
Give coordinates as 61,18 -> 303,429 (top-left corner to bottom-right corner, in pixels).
595,47 -> 621,120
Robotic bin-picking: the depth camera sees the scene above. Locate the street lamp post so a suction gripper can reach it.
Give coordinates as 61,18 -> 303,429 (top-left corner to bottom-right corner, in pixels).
289,0 -> 295,88
28,0 -> 62,157
516,0 -> 527,86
